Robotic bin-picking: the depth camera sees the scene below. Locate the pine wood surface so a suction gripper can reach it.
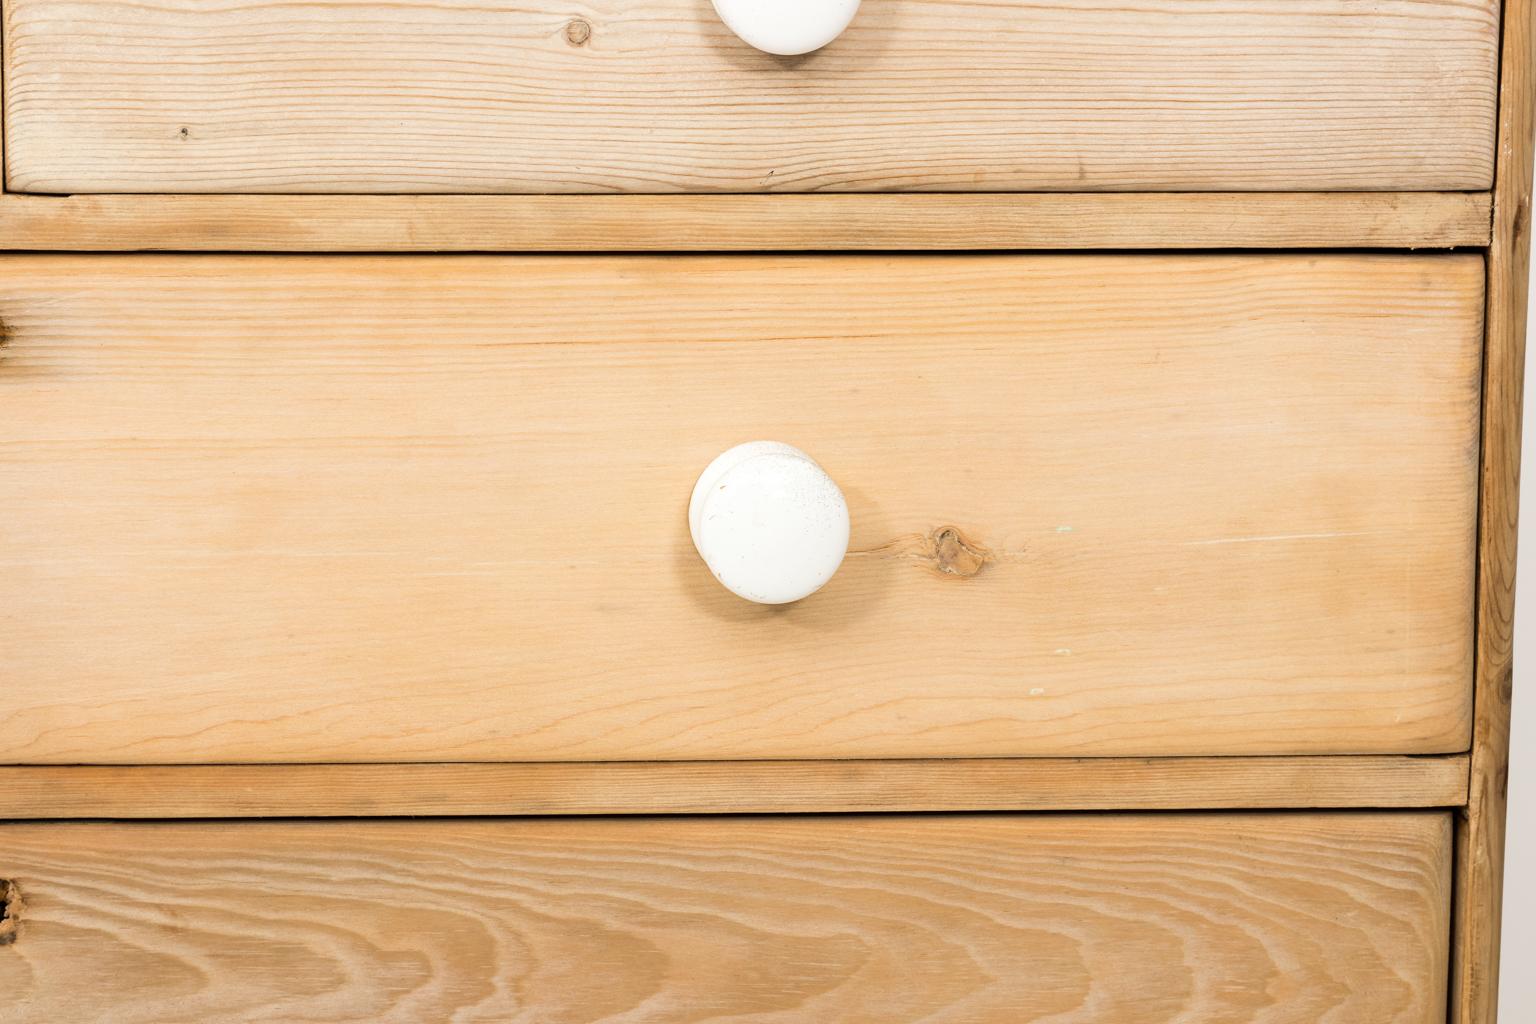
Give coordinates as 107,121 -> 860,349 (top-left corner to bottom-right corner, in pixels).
0,813 -> 1453,1023
1452,0 -> 1533,1018
0,0 -> 1499,194
0,191 -> 1494,252
0,254 -> 1484,763
0,755 -> 1471,819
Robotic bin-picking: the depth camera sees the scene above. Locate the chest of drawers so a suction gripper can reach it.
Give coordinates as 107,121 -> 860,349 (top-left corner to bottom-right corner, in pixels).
0,0 -> 1526,1020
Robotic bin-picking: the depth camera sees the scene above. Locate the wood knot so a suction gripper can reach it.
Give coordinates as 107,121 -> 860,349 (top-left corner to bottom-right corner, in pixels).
565,18 -> 591,45
928,527 -> 989,577
0,879 -> 20,946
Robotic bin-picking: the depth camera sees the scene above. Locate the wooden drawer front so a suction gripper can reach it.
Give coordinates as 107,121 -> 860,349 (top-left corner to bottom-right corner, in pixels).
0,813 -> 1452,1023
0,0 -> 1498,195
0,254 -> 1481,763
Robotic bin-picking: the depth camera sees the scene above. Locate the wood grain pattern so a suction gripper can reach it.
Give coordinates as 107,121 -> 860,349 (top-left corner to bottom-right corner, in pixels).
0,755 -> 1471,819
0,0 -> 1499,194
0,813 -> 1454,1023
0,192 -> 1494,252
0,254 -> 1483,763
1454,0 -> 1533,1020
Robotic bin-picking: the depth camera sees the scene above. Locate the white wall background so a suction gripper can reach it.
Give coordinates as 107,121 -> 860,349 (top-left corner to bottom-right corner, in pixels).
1500,266 -> 1536,1020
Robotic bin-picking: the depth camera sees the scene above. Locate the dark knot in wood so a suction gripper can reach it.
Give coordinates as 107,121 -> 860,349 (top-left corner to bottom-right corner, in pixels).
0,878 -> 20,945
929,527 -> 990,577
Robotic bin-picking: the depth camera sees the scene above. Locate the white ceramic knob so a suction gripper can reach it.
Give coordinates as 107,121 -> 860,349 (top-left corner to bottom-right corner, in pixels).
690,441 -> 850,604
710,0 -> 862,55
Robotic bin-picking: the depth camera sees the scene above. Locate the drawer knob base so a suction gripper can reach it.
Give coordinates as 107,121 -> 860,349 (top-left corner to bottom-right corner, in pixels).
710,0 -> 861,56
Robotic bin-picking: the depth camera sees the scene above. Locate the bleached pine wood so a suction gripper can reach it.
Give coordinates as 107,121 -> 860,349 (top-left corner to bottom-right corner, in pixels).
0,254 -> 1483,763
1453,0 -> 1533,1020
0,755 -> 1470,819
0,0 -> 1499,194
0,814 -> 1454,1023
0,192 -> 1494,252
